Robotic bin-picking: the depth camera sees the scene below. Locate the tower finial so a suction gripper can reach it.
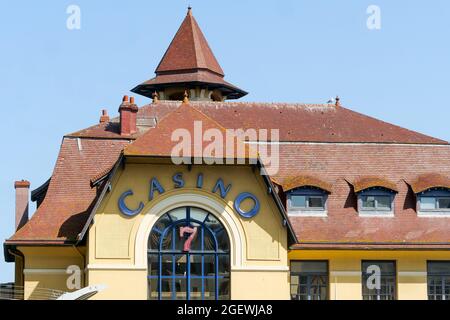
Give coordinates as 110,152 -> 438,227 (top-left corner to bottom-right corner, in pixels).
187,6 -> 192,16
152,91 -> 159,104
183,90 -> 189,104
335,96 -> 341,107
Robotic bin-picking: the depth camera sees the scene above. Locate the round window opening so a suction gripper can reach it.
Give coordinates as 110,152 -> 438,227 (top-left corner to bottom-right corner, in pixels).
147,207 -> 230,300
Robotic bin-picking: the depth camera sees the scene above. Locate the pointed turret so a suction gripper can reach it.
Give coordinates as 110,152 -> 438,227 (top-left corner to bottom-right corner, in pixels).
132,8 -> 247,101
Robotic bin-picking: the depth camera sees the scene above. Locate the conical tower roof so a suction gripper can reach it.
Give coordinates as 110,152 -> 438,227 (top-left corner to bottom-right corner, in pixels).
132,8 -> 247,100
155,7 -> 224,76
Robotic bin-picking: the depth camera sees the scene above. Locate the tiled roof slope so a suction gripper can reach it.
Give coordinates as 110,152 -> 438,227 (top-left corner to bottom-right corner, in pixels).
7,101 -> 450,245
8,138 -> 129,243
155,8 -> 224,76
273,143 -> 450,247
69,101 -> 448,144
124,103 -> 256,160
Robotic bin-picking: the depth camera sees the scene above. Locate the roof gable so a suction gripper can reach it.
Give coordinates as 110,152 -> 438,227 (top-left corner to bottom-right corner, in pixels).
124,103 -> 256,160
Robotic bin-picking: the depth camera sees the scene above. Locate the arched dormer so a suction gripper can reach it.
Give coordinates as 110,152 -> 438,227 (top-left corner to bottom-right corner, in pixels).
352,177 -> 398,217
276,175 -> 332,217
410,173 -> 450,216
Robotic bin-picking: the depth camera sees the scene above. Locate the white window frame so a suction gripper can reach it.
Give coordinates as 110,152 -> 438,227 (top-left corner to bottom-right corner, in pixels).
417,189 -> 450,217
287,187 -> 328,217
357,188 -> 395,217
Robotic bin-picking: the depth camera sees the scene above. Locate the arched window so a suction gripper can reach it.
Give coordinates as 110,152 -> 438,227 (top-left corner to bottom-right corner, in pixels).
147,207 -> 230,300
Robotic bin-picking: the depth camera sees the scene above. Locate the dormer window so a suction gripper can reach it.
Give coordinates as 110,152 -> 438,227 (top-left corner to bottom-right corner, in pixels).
287,187 -> 328,217
357,188 -> 395,217
417,188 -> 450,217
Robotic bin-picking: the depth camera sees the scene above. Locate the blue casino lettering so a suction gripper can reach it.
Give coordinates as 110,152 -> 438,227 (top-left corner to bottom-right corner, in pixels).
118,173 -> 260,219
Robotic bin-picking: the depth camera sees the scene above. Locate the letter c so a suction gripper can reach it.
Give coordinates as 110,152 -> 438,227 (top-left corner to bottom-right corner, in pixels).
118,190 -> 144,217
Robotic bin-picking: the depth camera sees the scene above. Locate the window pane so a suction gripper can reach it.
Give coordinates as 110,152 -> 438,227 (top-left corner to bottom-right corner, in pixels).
161,228 -> 174,250
176,223 -> 201,251
308,196 -> 324,208
376,196 -> 391,209
291,195 -> 306,208
291,261 -> 328,273
148,254 -> 158,277
362,261 -> 395,275
428,262 -> 450,275
153,214 -> 172,232
362,196 -> 376,208
204,230 -> 216,251
290,275 -> 299,298
148,278 -> 158,300
161,255 -> 174,276
189,278 -> 202,300
362,261 -> 396,300
204,255 -> 215,276
168,207 -> 187,221
438,198 -> 450,209
190,207 -> 209,223
190,254 -> 202,277
421,197 -> 436,210
218,255 -> 230,276
216,229 -> 229,252
187,223 -> 202,251
205,278 -> 216,300
218,278 -> 230,300
174,278 -> 187,300
204,214 -> 222,233
160,278 -> 173,300
174,255 -> 188,276
148,231 -> 161,251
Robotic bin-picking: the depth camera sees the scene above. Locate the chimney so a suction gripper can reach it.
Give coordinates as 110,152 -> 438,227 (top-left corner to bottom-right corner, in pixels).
14,180 -> 30,231
99,109 -> 110,123
118,95 -> 138,135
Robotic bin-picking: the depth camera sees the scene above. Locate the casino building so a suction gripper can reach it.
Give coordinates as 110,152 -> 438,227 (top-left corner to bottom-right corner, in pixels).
3,8 -> 450,300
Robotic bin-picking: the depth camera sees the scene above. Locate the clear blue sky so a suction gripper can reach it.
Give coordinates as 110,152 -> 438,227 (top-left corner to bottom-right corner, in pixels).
0,0 -> 449,282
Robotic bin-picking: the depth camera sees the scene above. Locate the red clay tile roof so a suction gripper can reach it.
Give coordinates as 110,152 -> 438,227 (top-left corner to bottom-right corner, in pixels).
131,9 -> 247,100
352,176 -> 398,193
276,143 -> 450,246
409,173 -> 450,194
133,70 -> 247,98
155,8 -> 224,76
7,101 -> 450,247
68,101 -> 449,144
7,138 -> 128,243
124,103 -> 257,160
274,175 -> 333,193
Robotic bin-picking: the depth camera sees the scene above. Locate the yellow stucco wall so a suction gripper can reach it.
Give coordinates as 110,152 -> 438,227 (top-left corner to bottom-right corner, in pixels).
86,160 -> 289,299
15,158 -> 449,300
17,246 -> 85,300
289,250 -> 450,300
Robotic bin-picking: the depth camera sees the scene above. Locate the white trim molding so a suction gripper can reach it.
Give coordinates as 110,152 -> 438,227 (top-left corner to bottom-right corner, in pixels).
231,266 -> 289,272
85,264 -> 147,271
398,271 -> 427,277
23,268 -> 70,275
330,271 -> 361,277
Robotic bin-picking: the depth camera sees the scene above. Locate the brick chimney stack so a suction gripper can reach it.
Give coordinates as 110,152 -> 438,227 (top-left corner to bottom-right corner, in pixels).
14,180 -> 30,231
99,109 -> 110,123
118,95 -> 138,135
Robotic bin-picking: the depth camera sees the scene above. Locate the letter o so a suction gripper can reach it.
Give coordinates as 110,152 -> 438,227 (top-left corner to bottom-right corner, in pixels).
233,192 -> 260,218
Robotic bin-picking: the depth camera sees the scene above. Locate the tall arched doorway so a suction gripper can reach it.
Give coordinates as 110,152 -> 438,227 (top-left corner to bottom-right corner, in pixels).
147,207 -> 230,300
